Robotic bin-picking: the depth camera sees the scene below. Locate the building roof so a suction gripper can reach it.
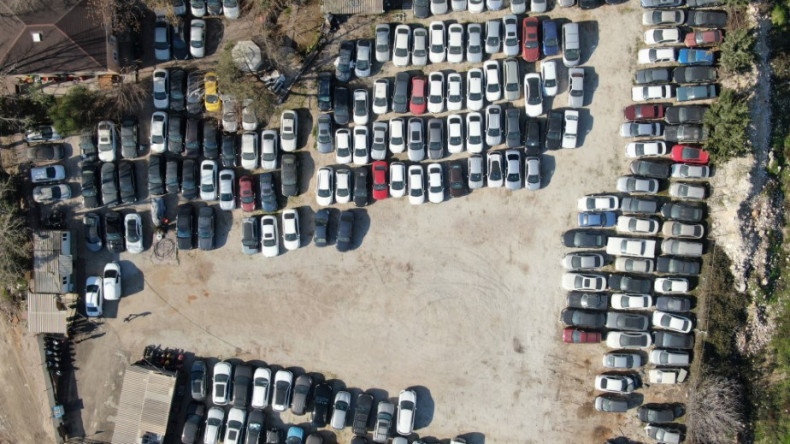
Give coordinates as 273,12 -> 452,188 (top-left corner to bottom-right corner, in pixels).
111,366 -> 177,444
0,0 -> 108,74
32,230 -> 73,294
322,0 -> 384,15
26,292 -> 75,334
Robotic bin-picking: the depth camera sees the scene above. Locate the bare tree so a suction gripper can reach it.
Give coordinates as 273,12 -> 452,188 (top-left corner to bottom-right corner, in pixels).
686,375 -> 745,444
101,78 -> 148,119
0,176 -> 30,292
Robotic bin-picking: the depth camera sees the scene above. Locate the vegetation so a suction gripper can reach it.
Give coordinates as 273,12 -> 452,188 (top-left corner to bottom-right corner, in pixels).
215,44 -> 276,121
102,79 -> 148,120
720,28 -> 757,74
702,89 -> 752,160
687,376 -> 745,444
0,88 -> 54,136
47,86 -> 103,136
0,175 -> 30,295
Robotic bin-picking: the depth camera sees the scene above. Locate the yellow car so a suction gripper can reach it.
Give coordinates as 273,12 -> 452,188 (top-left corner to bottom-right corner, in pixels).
204,72 -> 220,112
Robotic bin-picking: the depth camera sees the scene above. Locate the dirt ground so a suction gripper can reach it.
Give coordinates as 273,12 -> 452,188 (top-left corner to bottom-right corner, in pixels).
4,1 -> 661,443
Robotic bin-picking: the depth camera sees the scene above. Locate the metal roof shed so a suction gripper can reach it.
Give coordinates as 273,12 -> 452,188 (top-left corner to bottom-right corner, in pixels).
111,366 -> 177,444
32,231 -> 73,295
322,0 -> 384,14
26,292 -> 75,334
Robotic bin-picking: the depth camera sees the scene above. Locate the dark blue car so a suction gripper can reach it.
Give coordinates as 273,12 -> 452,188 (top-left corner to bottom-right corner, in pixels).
678,49 -> 714,66
542,20 -> 559,57
258,172 -> 278,213
578,211 -> 618,227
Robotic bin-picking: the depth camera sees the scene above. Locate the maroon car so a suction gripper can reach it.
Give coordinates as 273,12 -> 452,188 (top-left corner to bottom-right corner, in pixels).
623,104 -> 666,121
684,30 -> 723,48
563,328 -> 602,344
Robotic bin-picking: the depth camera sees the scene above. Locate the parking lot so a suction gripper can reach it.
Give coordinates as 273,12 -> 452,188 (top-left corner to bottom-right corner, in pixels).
50,2 -> 659,443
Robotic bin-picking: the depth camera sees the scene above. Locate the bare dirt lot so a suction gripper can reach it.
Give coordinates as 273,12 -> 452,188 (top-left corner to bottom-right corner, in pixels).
8,2 -> 656,443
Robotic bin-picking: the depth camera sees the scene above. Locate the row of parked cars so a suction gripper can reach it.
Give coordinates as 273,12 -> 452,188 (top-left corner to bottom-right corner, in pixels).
152,0 -> 240,63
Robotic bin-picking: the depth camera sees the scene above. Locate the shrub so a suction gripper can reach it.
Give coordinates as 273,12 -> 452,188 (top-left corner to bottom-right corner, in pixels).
720,28 -> 757,74
215,44 -> 276,123
703,88 -> 751,160
47,86 -> 102,135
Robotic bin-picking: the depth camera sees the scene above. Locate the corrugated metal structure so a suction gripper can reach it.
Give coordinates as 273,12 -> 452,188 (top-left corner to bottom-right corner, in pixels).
32,231 -> 74,295
26,292 -> 76,334
322,0 -> 384,15
111,366 -> 177,444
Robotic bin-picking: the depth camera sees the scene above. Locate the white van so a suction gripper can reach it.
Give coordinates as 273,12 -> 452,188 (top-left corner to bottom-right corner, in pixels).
562,23 -> 581,67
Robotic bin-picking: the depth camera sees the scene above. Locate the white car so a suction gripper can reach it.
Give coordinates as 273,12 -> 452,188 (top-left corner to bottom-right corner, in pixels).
671,163 -> 710,179
602,352 -> 643,369
485,105 -> 503,147
412,27 -> 428,66
469,0 -> 485,12
466,112 -> 484,153
617,176 -> 660,194
316,167 -> 334,206
375,24 -> 391,63
452,0 -> 467,10
446,73 -> 463,111
504,149 -> 521,190
281,209 -> 300,251
397,390 -> 417,435
645,425 -> 683,444
653,311 -> 693,333
152,68 -> 169,109
280,110 -> 298,151
649,350 -> 690,366
654,277 -> 690,294
240,131 -> 259,170
567,68 -> 585,108
261,130 -> 278,169
84,276 -> 103,317
336,128 -> 352,164
124,213 -> 144,254
372,79 -> 389,115
525,156 -> 540,190
644,27 -> 682,45
532,0 -> 547,11
427,163 -> 444,204
611,293 -> 653,310
466,23 -> 484,63
408,165 -> 426,205
485,20 -> 500,54
606,237 -> 657,258
393,25 -> 411,67
390,162 -> 407,198
670,182 -> 707,200
191,0 -> 207,16
487,0 -> 503,9
468,154 -> 484,189
352,126 -> 369,165
523,73 -> 543,117
261,215 -> 279,258
224,407 -> 246,444
562,110 -> 579,149
502,15 -> 519,56
578,195 -> 620,211
616,216 -> 660,235
637,47 -> 677,64
427,72 -> 445,114
335,168 -> 352,203
487,151 -> 504,188
218,169 -> 235,210
431,0 -> 448,13
511,0 -> 526,12
242,99 -> 258,131
606,332 -> 653,349
97,120 -> 117,162
102,261 -> 121,300
223,0 -> 240,18
251,367 -> 271,409
150,112 -> 168,154
648,368 -> 688,384
447,24 -> 464,63
625,141 -> 668,157
447,115 -> 464,154
632,85 -> 675,102
561,273 -> 607,292
212,361 -> 232,405
594,374 -> 636,394
541,60 -> 558,97
30,165 -> 66,183
353,89 -> 369,125
484,60 -> 501,102
200,160 -> 218,201
389,118 -> 406,153
189,19 -> 206,58
429,21 -> 446,64
466,69 -> 485,111
331,391 -> 352,430
203,407 -> 224,444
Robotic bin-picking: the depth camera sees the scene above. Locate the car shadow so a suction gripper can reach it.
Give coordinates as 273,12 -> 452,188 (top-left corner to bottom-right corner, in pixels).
295,151 -> 316,197
205,18 -> 225,58
119,259 -> 144,297
579,20 -> 600,65
577,108 -> 594,148
584,66 -> 599,107
348,208 -> 370,251
295,108 -> 314,150
213,204 -> 234,249
410,385 -> 434,430
296,206 -> 316,246
539,153 -> 556,189
457,432 -> 487,444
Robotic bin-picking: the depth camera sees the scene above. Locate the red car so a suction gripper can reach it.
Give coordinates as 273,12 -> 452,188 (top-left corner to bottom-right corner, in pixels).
238,175 -> 255,211
671,145 -> 710,164
685,30 -> 724,47
409,76 -> 427,115
372,161 -> 388,200
522,17 -> 540,62
623,104 -> 665,121
563,328 -> 602,344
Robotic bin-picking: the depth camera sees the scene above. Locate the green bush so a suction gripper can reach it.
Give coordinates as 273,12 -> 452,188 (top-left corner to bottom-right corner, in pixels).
48,86 -> 102,135
0,87 -> 54,136
703,88 -> 752,160
720,28 -> 757,74
773,4 -> 788,27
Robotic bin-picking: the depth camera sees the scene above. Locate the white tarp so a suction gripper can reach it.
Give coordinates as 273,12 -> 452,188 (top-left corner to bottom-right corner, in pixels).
232,41 -> 263,73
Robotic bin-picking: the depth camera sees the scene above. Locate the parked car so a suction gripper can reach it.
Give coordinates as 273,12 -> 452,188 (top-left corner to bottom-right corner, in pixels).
261,215 -> 279,258
372,402 -> 394,443
335,41 -> 354,81
654,331 -> 695,349
281,154 -> 299,196
562,253 -> 606,270
594,395 -> 630,413
331,391 -> 352,430
563,328 -> 602,343
595,374 -> 636,394
337,211 -> 354,252
654,277 -> 690,294
272,370 -> 293,412
606,331 -> 652,348
197,206 -> 215,251
687,10 -> 728,27
355,39 -> 372,78
676,84 -> 717,102
605,312 -> 650,331
611,294 -> 652,310
660,201 -> 704,222
609,274 -> 652,293
603,352 -> 643,369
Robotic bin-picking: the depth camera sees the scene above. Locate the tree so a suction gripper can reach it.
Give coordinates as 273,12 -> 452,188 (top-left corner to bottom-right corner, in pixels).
686,375 -> 745,443
703,88 -> 751,160
101,79 -> 148,120
0,175 -> 30,293
0,88 -> 54,136
720,28 -> 757,74
48,86 -> 103,136
215,44 -> 276,123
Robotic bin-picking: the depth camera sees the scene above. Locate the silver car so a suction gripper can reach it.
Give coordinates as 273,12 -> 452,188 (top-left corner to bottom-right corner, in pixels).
375,24 -> 391,63
393,25 -> 411,67
568,68 -> 585,108
485,19 -> 501,54
466,23 -> 484,63
316,114 -> 333,153
447,24 -> 465,63
503,58 -> 520,101
485,105 -> 503,147
468,154 -> 484,189
408,118 -> 425,161
504,149 -> 521,190
412,27 -> 428,66
525,156 -> 540,190
372,402 -> 395,443
502,15 -> 519,56
280,110 -> 298,152
355,39 -> 372,78
429,21 -> 446,64
371,122 -> 388,161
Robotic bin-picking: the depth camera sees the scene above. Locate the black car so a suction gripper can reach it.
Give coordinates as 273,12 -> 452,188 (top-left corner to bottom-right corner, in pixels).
187,71 -> 204,115
118,161 -> 137,204
664,124 -> 707,143
245,409 -> 265,444
184,118 -> 200,157
221,134 -> 236,167
334,86 -> 350,125
100,162 -> 120,207
413,0 -> 429,18
546,110 -> 564,150
197,206 -> 215,251
665,106 -> 707,124
579,0 -> 601,8
318,71 -> 332,112
81,163 -> 99,208
168,114 -> 184,155
337,211 -> 354,252
505,108 -> 522,148
83,212 -> 103,252
608,274 -> 652,293
392,72 -> 410,114
656,296 -> 692,312
673,66 -> 717,84
634,68 -> 671,85
190,359 -> 206,401
172,22 -> 189,61
335,41 -> 354,82
654,331 -> 695,350
182,159 -> 198,199
203,119 -> 219,159
181,401 -> 205,444
281,154 -> 299,197
661,202 -> 704,222
311,383 -> 333,426
566,292 -> 609,311
629,159 -> 671,179
232,365 -> 253,408
170,68 -> 186,111
352,393 -> 374,435
687,10 -> 728,27
80,134 -> 98,162
354,168 -> 368,207
259,172 -> 278,212
314,208 -> 330,247
560,308 -> 607,329
148,155 -> 166,196
637,404 -> 684,423
177,204 -> 194,250
27,143 -> 65,162
449,162 -> 466,198
165,160 -> 180,194
621,197 -> 659,214
525,118 -> 541,155
120,116 -> 138,159
561,230 -> 609,248
291,375 -> 313,415
105,210 -> 125,253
